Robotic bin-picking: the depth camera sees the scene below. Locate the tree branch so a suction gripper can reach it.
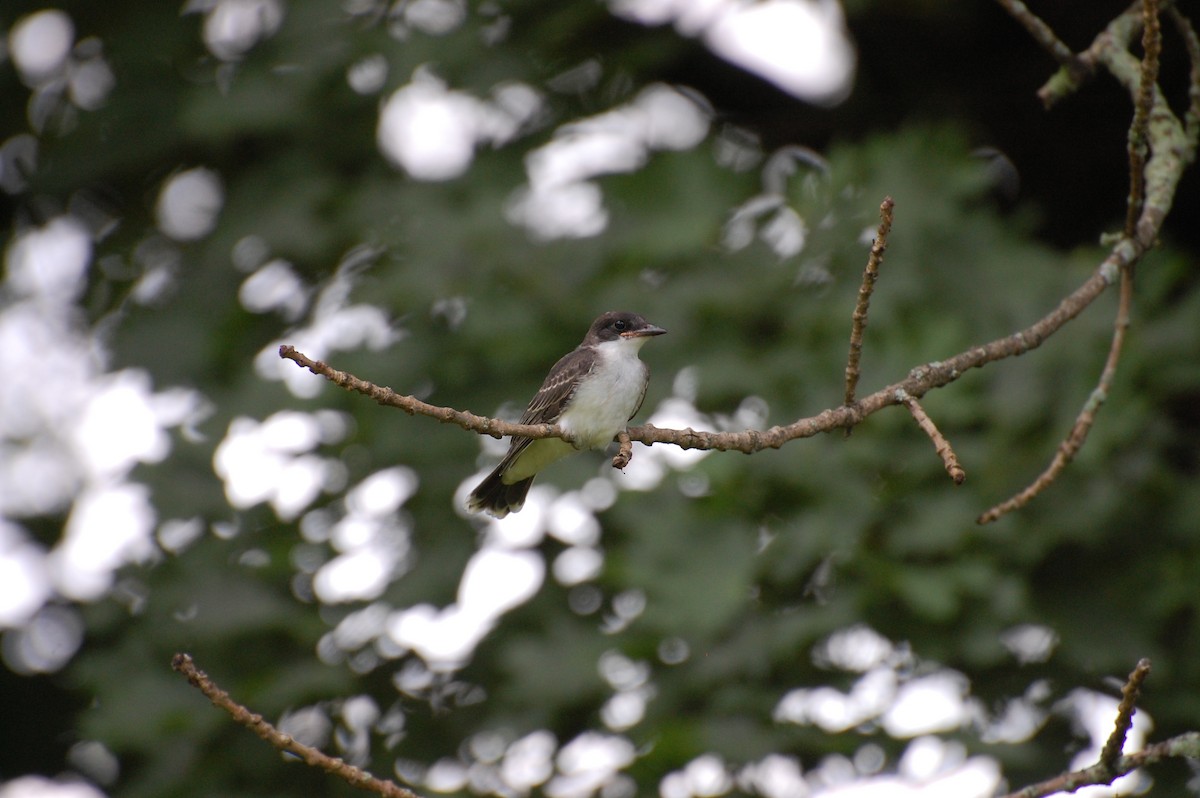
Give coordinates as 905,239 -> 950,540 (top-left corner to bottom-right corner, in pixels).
1031,0 -> 1175,109
1100,658 -> 1152,769
175,651 -> 1200,798
993,0 -> 1085,73
980,0 -> 1187,522
1168,7 -> 1200,169
979,260 -> 1134,523
843,196 -> 894,418
280,2 -> 1195,521
896,390 -> 966,484
280,345 -> 564,442
1002,735 -> 1200,798
1125,0 -> 1163,239
171,654 -> 423,798
282,244 -> 1131,454
998,659 -> 1200,798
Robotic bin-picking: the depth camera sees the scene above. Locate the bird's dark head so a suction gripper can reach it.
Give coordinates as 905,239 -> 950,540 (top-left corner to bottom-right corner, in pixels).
588,311 -> 667,343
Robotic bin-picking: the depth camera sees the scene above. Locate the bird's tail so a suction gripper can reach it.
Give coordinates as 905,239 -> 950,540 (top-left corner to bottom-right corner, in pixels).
466,467 -> 534,518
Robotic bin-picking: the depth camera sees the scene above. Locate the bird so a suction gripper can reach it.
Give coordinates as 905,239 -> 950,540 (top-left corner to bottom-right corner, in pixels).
466,311 -> 667,518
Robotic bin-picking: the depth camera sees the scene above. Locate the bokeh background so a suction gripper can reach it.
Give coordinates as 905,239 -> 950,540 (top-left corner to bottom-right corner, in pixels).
2,1 -> 1199,797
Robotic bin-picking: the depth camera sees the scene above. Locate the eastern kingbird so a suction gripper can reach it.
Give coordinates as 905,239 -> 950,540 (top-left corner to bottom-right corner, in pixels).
467,311 -> 667,518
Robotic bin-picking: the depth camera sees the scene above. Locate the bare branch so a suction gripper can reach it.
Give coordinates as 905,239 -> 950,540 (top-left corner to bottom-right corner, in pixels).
994,0 -> 1081,69
999,659 -> 1199,798
843,196 -> 894,418
171,653 -> 422,798
1100,658 -> 1153,768
896,390 -> 966,484
283,243 -> 1132,455
1002,733 -> 1200,798
981,0 -> 1193,522
1124,0 -> 1162,238
281,2 -> 1196,521
979,258 -> 1134,523
1035,0 -> 1172,109
1168,7 -> 1200,158
280,345 -> 563,442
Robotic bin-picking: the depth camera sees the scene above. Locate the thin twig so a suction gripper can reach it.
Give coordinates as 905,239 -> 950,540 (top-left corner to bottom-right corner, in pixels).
1100,658 -> 1153,768
1000,658 -> 1193,798
280,345 -> 562,442
843,196 -> 894,421
283,239 -> 1134,457
171,654 -> 423,798
978,246 -> 1134,523
980,0 -> 1168,524
1169,8 -> 1200,155
283,212 -> 1142,461
993,0 -> 1080,67
284,2 -> 1194,515
896,390 -> 966,484
1035,1 -> 1169,109
1002,733 -> 1200,798
1124,0 -> 1162,239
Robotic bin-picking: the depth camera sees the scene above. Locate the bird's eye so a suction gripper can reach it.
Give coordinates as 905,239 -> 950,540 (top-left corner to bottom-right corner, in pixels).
612,319 -> 628,331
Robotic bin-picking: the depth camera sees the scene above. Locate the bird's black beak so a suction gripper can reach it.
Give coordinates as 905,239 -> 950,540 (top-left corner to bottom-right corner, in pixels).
622,324 -> 667,338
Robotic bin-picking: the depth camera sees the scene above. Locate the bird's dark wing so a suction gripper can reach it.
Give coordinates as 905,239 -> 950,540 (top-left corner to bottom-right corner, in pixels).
494,347 -> 597,465
519,347 -> 593,424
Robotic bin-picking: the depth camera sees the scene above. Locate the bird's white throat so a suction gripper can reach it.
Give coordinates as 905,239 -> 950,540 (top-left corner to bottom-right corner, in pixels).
557,336 -> 650,450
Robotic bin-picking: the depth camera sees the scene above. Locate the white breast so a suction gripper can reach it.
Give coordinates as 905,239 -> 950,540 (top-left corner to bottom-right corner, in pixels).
557,337 -> 650,450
